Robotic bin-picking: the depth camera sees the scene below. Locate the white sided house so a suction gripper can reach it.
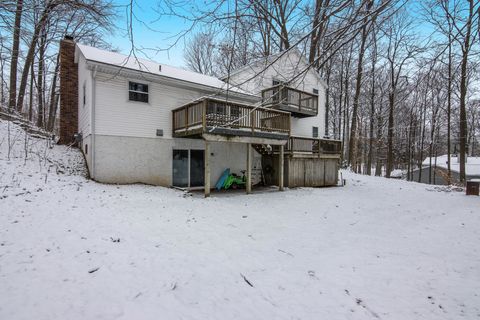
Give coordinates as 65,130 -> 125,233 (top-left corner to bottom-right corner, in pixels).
58,36 -> 341,196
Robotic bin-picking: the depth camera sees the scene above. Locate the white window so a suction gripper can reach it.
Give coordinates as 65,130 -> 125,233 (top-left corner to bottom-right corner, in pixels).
128,81 -> 149,103
312,126 -> 319,138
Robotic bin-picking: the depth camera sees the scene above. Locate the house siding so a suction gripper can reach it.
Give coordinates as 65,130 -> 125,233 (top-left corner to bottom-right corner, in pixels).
77,54 -> 91,137
71,44 -> 335,188
93,72 -> 253,139
93,135 -> 261,186
83,67 -> 263,186
227,50 -> 326,138
74,53 -> 93,173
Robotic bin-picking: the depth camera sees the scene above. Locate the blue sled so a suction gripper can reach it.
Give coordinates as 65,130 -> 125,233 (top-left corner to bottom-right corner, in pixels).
216,168 -> 230,190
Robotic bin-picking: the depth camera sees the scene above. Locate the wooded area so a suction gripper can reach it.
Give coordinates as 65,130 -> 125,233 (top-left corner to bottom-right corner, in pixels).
1,0 -> 479,183
0,0 -> 114,130
175,0 -> 480,183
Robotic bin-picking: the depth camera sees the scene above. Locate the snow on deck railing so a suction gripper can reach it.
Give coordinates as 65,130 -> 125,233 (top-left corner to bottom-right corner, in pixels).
261,85 -> 318,115
172,98 -> 291,137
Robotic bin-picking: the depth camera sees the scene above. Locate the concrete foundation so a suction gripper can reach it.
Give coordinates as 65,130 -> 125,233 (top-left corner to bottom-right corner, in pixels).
91,134 -> 262,187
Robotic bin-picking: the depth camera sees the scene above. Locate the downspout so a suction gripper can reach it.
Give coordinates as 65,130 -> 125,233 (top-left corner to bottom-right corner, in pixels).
91,65 -> 97,179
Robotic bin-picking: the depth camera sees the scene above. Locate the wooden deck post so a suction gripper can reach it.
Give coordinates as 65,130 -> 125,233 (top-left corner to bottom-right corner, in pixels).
279,144 -> 284,191
250,111 -> 255,134
246,143 -> 252,194
318,139 -> 321,158
204,141 -> 211,198
202,100 -> 207,130
185,106 -> 189,131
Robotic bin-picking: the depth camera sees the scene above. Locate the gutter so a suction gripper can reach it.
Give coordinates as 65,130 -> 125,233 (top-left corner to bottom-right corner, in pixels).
84,60 -> 259,104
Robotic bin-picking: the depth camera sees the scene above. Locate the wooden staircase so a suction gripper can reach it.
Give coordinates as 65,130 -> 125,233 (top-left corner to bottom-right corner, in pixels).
252,144 -> 275,156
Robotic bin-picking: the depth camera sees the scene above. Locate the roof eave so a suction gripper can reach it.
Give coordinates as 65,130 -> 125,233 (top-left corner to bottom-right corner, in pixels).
85,60 -> 259,102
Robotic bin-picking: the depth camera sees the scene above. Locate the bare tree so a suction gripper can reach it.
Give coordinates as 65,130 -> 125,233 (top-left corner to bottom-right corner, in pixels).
455,0 -> 477,183
382,11 -> 418,178
348,0 -> 374,169
184,32 -> 217,76
8,0 -> 23,111
16,0 -> 114,113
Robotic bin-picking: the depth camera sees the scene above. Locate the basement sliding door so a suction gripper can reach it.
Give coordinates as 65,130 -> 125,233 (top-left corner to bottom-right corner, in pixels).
172,150 -> 189,187
190,150 -> 205,187
172,149 -> 205,188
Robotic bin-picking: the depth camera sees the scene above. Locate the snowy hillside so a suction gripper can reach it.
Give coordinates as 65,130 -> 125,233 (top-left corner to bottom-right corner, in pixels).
0,117 -> 86,200
1,119 -> 479,320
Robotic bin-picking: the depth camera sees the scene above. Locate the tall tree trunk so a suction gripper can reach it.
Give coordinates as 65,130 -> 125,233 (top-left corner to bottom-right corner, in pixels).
418,98 -> 427,183
348,0 -> 372,169
309,0 -> 323,64
36,29 -> 46,128
428,105 -> 436,184
367,27 -> 377,176
406,112 -> 414,181
8,0 -> 23,111
16,4 -> 56,112
374,99 -> 383,176
386,89 -> 395,178
341,48 -> 353,161
446,19 -> 453,184
362,120 -> 368,173
337,54 -> 345,141
275,1 -> 290,50
324,60 -> 332,137
28,58 -> 34,121
0,43 -> 5,105
458,0 -> 474,183
47,54 -> 60,132
411,117 -> 417,180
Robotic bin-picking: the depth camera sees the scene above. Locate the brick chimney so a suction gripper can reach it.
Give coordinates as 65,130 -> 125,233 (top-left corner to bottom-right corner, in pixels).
58,35 -> 78,145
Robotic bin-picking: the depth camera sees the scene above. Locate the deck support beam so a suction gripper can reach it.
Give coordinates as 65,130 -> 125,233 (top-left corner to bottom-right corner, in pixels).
204,141 -> 210,198
246,143 -> 252,194
279,144 -> 284,191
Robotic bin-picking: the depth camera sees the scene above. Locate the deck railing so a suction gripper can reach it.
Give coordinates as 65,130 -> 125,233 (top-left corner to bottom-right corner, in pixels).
261,85 -> 318,116
172,98 -> 291,137
285,136 -> 342,155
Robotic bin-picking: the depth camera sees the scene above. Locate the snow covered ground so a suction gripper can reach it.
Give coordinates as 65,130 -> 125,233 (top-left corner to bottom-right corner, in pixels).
1,119 -> 480,320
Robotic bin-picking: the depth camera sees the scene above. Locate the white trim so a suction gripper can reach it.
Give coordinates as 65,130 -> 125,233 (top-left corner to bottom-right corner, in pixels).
85,61 -> 259,103
126,79 -> 151,105
171,148 -> 206,188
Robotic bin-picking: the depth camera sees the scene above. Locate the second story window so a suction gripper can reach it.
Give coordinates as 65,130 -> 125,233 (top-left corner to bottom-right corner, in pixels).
313,88 -> 319,95
312,126 -> 319,138
129,81 -> 149,103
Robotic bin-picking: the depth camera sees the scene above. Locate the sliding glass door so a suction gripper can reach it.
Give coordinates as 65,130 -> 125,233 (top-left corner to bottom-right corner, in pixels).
172,149 -> 205,188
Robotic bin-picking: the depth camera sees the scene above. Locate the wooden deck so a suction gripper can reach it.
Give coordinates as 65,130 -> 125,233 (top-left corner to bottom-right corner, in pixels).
261,85 -> 318,117
266,136 -> 341,156
263,137 -> 342,188
172,98 -> 291,140
286,136 -> 342,155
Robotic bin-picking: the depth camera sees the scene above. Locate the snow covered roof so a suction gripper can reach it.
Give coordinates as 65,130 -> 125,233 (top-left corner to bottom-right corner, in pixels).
422,155 -> 480,176
222,47 -> 327,89
76,44 -> 250,95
